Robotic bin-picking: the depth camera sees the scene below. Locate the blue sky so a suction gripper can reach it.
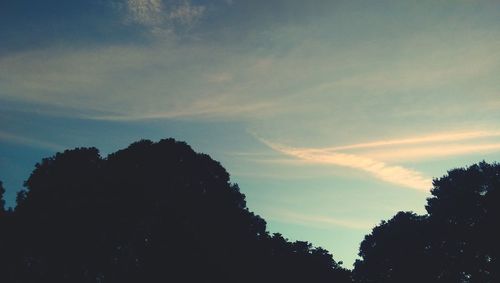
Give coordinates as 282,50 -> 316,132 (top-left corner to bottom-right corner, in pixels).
1,0 -> 500,267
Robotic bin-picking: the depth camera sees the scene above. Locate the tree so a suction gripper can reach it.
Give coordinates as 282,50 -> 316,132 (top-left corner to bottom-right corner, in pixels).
353,212 -> 438,283
354,162 -> 500,283
425,162 -> 500,282
1,139 -> 351,283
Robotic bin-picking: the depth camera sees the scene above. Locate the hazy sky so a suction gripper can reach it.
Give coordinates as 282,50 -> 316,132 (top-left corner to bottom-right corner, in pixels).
1,0 -> 500,267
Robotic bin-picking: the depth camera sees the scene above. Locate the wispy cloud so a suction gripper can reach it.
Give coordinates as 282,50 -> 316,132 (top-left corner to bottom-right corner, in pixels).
324,131 -> 500,151
2,2 -> 499,129
0,131 -> 65,152
0,45 -> 277,121
90,96 -> 273,121
364,143 -> 500,162
258,130 -> 500,191
125,0 -> 205,35
167,1 -> 205,26
127,0 -> 164,26
261,139 -> 431,191
317,130 -> 500,162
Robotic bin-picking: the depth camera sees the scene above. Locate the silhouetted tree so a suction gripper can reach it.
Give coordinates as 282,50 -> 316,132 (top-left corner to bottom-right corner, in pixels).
354,212 -> 438,283
354,162 -> 500,283
0,139 -> 351,283
425,161 -> 500,282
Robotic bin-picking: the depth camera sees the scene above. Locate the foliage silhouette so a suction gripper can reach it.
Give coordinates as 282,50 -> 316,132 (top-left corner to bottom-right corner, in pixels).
0,139 -> 351,283
354,161 -> 500,283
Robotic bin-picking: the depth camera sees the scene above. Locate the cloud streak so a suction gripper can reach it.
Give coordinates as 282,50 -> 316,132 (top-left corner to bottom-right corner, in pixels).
261,139 -> 432,191
0,45 -> 278,121
318,130 -> 500,162
90,97 -> 273,121
0,131 -> 65,152
258,130 -> 500,191
324,131 -> 500,151
364,143 -> 500,162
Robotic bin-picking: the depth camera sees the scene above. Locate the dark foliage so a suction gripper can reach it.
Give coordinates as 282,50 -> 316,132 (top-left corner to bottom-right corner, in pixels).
353,212 -> 436,283
0,139 -> 351,283
354,161 -> 500,283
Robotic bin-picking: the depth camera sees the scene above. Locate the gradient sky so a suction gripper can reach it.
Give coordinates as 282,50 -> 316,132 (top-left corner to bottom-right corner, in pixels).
1,0 -> 500,267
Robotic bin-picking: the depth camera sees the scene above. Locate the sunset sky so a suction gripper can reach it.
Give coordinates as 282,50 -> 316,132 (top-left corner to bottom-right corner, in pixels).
1,0 -> 500,267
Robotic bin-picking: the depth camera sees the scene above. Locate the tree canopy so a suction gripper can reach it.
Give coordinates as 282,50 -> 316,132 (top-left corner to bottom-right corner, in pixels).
354,161 -> 500,283
0,139 -> 351,283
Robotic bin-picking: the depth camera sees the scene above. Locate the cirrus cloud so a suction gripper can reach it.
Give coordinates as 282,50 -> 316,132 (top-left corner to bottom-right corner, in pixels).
258,130 -> 500,192
260,139 -> 432,191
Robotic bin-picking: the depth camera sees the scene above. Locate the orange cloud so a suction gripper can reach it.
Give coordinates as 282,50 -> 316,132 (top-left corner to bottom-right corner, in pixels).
258,130 -> 500,191
364,143 -> 500,162
324,131 -> 500,151
261,140 -> 431,191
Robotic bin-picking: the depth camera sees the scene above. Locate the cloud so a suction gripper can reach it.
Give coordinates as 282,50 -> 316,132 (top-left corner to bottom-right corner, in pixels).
0,131 -> 65,152
125,0 -> 205,35
324,131 -> 500,151
0,44 -> 278,121
321,130 -> 500,162
364,143 -> 500,162
167,1 -> 205,26
261,139 -> 432,191
90,96 -> 273,121
1,2 -> 499,128
127,0 -> 164,26
258,130 -> 500,191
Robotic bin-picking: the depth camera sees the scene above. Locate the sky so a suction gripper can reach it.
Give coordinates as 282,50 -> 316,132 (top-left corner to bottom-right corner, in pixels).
1,0 -> 500,268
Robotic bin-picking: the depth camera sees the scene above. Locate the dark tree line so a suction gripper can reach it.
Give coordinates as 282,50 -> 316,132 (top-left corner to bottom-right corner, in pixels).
1,139 -> 499,283
0,139 -> 351,283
